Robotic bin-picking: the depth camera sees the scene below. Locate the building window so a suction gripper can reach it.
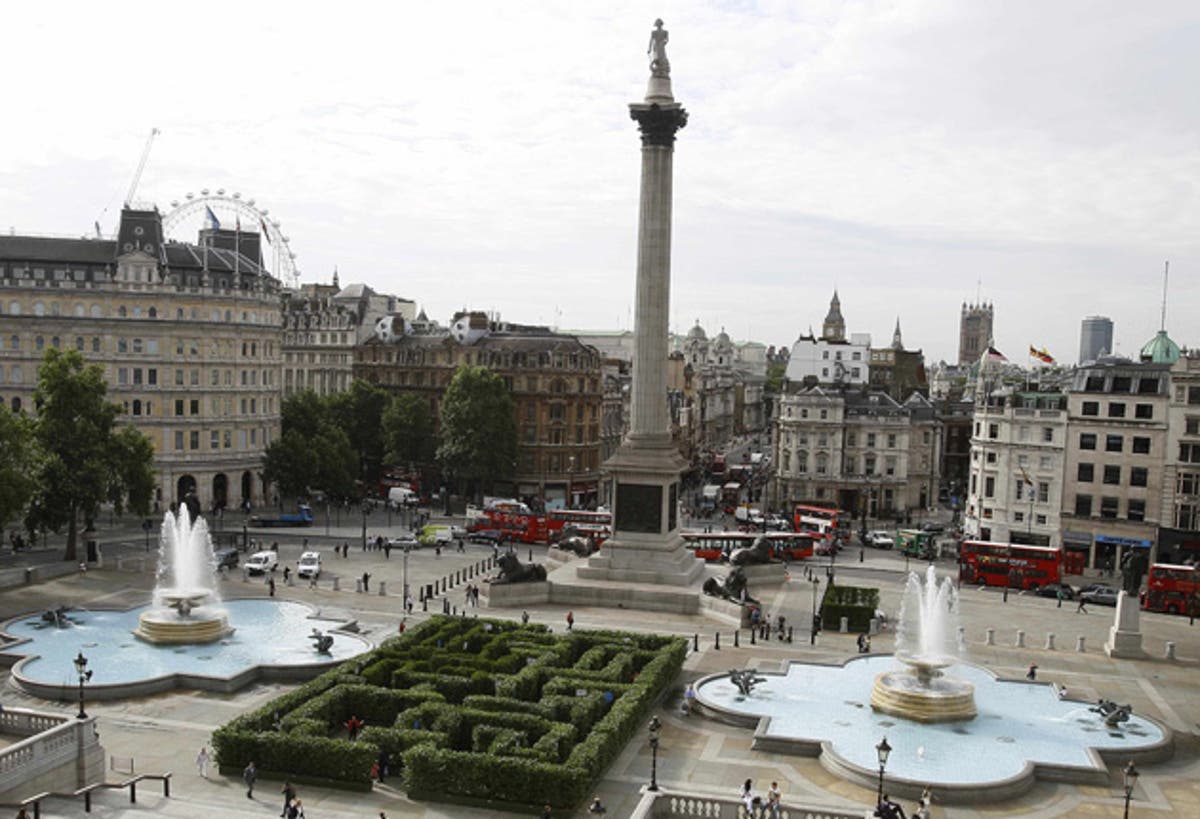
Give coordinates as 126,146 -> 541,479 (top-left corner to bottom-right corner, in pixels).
1130,467 -> 1148,487
190,399 -> 200,416
815,454 -> 828,474
1127,499 -> 1145,522
867,433 -> 876,448
1111,376 -> 1132,392
175,400 -> 184,416
986,452 -> 997,464
1078,463 -> 1094,482
174,431 -> 184,450
1105,435 -> 1122,453
1186,417 -> 1200,435
1100,496 -> 1119,519
1042,427 -> 1053,443
988,424 -> 998,439
1179,443 -> 1200,464
1134,403 -> 1153,420
1081,401 -> 1099,416
1132,436 -> 1151,455
211,431 -> 220,450
984,476 -> 995,498
1037,482 -> 1049,503
1107,402 -> 1126,418
1079,433 -> 1096,450
887,433 -> 897,448
1103,465 -> 1121,485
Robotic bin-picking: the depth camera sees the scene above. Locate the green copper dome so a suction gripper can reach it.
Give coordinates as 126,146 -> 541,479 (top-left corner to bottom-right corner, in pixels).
1140,330 -> 1180,364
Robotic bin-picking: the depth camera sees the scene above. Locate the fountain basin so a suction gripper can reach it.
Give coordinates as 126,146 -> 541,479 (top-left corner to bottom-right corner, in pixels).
134,608 -> 234,645
870,669 -> 976,722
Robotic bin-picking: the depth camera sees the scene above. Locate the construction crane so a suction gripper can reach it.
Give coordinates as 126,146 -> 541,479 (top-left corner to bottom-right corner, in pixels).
124,127 -> 160,207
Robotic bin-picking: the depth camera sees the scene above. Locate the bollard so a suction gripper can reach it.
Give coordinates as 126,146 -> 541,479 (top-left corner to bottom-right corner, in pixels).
1045,633 -> 1055,650
1165,641 -> 1176,660
379,581 -> 387,596
286,575 -> 295,587
693,633 -> 699,652
355,579 -> 364,593
734,630 -> 740,647
840,616 -> 848,634
715,632 -> 721,650
985,628 -> 995,646
787,626 -> 793,643
423,597 -> 428,612
332,576 -> 340,591
241,568 -> 249,583
1015,630 -> 1026,648
750,628 -> 756,645
1076,635 -> 1086,652
419,587 -> 425,602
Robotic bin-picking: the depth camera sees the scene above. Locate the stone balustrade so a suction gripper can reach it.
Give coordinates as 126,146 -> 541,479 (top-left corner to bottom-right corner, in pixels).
0,709 -> 104,802
626,786 -> 869,819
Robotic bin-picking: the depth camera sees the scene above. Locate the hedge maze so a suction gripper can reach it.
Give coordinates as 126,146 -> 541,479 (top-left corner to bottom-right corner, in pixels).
212,615 -> 687,810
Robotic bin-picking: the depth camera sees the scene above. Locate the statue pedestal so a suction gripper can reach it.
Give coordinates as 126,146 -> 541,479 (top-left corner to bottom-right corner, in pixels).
1104,591 -> 1144,658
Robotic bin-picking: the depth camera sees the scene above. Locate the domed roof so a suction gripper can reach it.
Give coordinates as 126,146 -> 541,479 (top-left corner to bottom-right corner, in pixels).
1140,330 -> 1180,364
687,322 -> 707,341
715,329 -> 731,346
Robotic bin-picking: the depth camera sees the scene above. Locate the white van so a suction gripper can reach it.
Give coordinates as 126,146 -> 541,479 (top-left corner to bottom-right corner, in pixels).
297,551 -> 322,579
388,486 -> 417,507
245,551 -> 278,575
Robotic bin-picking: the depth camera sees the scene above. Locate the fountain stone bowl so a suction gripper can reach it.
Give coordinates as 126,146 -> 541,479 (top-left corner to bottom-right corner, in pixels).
871,654 -> 976,723
134,588 -> 234,645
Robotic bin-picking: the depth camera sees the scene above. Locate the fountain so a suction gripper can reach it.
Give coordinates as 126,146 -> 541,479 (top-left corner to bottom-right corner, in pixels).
133,508 -> 233,644
870,565 -> 976,722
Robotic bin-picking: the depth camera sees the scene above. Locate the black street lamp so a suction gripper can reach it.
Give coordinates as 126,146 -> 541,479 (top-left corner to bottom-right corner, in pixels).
875,735 -> 891,805
1122,760 -> 1139,819
810,576 -> 821,645
73,651 -> 93,719
647,715 -> 662,791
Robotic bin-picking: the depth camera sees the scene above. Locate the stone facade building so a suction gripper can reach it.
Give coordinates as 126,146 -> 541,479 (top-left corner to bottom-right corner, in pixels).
958,301 -> 994,367
281,276 -> 409,397
869,320 -> 927,401
964,389 -> 1067,549
353,312 -> 603,509
0,207 -> 282,511
1159,351 -> 1200,561
771,386 -> 941,520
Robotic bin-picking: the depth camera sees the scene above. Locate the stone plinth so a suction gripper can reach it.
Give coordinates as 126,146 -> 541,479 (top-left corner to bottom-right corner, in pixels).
1104,590 -> 1144,658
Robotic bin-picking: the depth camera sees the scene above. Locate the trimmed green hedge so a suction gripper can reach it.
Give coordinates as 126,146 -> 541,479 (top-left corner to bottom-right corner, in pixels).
821,583 -> 880,633
214,616 -> 687,810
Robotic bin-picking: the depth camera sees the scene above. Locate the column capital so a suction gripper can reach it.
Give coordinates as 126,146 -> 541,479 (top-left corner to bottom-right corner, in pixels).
630,103 -> 688,147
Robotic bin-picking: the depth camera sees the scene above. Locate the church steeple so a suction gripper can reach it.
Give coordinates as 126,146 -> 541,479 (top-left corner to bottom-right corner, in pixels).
892,317 -> 903,350
821,290 -> 845,342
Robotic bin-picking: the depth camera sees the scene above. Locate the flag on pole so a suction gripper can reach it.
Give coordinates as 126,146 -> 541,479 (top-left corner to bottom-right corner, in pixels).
205,206 -> 221,230
1029,345 -> 1055,364
985,346 -> 1008,363
1019,465 -> 1034,486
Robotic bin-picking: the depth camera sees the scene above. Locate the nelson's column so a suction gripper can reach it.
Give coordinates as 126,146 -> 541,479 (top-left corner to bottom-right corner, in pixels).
579,20 -> 705,587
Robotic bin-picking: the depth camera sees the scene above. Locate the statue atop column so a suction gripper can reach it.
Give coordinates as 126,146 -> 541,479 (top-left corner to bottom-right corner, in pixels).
1120,549 -> 1148,595
648,18 -> 670,76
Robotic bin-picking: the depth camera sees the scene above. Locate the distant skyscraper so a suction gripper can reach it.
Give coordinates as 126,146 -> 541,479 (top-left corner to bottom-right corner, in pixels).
1079,316 -> 1113,364
958,301 -> 994,366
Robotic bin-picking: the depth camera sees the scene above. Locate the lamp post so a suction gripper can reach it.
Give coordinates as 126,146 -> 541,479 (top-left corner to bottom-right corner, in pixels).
875,735 -> 891,805
403,542 -> 411,602
361,499 -> 371,551
647,715 -> 661,791
810,576 -> 821,645
1122,760 -> 1139,818
73,651 -> 93,719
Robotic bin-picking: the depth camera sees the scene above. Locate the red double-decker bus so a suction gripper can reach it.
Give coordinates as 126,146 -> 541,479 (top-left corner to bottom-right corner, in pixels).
682,531 -> 816,562
958,540 -> 1062,590
793,504 -> 841,540
545,509 -> 612,543
473,500 -> 545,543
1142,563 -> 1198,615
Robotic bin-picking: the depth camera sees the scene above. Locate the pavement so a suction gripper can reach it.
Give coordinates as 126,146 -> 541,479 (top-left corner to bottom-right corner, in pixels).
1,524 -> 1199,818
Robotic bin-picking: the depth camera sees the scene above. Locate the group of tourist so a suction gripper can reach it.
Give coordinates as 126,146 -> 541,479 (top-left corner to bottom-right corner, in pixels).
739,778 -> 783,818
463,583 -> 481,606
875,786 -> 933,819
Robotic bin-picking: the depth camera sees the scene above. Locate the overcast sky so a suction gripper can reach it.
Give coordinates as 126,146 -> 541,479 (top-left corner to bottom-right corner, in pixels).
2,1 -> 1197,365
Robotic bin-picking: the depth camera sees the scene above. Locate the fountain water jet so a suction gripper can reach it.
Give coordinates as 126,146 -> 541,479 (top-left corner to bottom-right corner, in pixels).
870,565 -> 976,722
133,509 -> 233,644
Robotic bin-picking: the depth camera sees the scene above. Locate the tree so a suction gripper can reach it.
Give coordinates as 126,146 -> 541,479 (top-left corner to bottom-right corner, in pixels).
765,363 -> 787,394
0,404 -> 37,533
382,392 -> 435,469
436,366 -> 518,498
264,391 -> 358,503
27,349 -> 155,561
328,380 -> 391,490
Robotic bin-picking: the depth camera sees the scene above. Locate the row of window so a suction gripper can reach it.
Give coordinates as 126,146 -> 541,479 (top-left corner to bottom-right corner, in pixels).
361,348 -> 598,371
1080,400 -> 1156,419
978,422 -> 1056,442
1076,463 -> 1149,487
171,427 -> 270,452
521,426 -> 600,445
1073,495 -> 1147,522
1081,374 -> 1161,394
114,367 -> 276,388
1078,433 -> 1151,454
4,300 -> 274,324
977,474 -> 1050,502
517,450 -> 599,474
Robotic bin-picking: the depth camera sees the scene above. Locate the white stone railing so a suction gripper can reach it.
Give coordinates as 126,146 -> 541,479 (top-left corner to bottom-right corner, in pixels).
0,709 -> 97,797
627,787 -> 870,819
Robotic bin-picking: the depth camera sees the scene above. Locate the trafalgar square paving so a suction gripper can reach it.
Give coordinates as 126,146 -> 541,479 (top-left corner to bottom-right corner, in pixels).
1,519 -> 1199,818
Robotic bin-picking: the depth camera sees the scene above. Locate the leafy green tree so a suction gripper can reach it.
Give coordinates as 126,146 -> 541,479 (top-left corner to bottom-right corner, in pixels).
765,363 -> 787,394
436,366 -> 517,498
264,391 -> 359,503
0,405 -> 37,533
382,391 -> 435,469
328,379 -> 391,490
26,349 -> 155,561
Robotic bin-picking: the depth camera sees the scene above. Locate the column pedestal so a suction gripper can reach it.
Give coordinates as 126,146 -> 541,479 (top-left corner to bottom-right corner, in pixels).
1104,590 -> 1144,658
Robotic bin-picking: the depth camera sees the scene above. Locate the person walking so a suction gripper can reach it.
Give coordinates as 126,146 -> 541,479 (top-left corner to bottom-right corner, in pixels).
1076,595 -> 1088,614
566,611 -> 574,631
1056,586 -> 1064,608
1026,663 -> 1038,681
267,577 -> 276,597
362,572 -> 371,593
521,610 -> 530,625
280,781 -> 296,817
243,761 -> 257,798
195,745 -> 210,778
